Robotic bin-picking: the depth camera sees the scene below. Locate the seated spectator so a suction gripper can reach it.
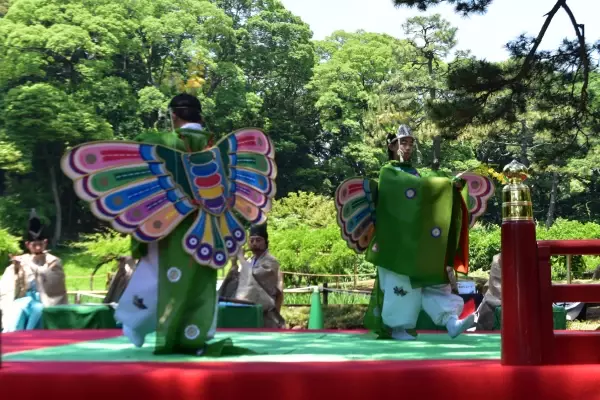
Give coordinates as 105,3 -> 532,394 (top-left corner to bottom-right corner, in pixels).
103,256 -> 137,304
221,223 -> 285,328
0,209 -> 68,332
474,253 -> 501,331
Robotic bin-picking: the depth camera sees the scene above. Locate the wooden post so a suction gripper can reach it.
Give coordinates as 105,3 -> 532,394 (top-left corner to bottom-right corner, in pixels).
323,282 -> 329,305
354,264 -> 358,289
566,255 -> 572,284
501,160 -> 547,365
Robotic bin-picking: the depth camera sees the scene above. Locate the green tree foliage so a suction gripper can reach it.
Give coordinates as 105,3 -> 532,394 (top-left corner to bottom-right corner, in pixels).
469,218 -> 600,279
401,14 -> 457,168
308,31 -> 416,186
0,0 -> 599,285
268,192 -> 366,286
2,83 -> 112,244
215,0 -> 321,195
0,228 -> 22,273
0,0 -> 321,242
0,0 -> 8,17
72,230 -> 131,264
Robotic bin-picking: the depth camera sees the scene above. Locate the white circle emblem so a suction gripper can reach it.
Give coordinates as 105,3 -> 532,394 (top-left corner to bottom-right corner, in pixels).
167,267 -> 181,283
184,324 -> 200,340
431,228 -> 442,238
405,189 -> 416,199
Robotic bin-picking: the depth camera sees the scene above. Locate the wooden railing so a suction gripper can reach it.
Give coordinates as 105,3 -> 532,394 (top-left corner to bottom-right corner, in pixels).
500,160 -> 600,366
537,240 -> 600,365
502,234 -> 600,366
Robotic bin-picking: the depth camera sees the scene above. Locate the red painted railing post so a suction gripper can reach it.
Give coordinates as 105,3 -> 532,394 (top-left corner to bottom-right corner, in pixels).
501,160 -> 544,365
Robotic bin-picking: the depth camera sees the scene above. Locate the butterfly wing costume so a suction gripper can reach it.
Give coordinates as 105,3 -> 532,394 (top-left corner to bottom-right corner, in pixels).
334,163 -> 494,338
61,127 -> 276,353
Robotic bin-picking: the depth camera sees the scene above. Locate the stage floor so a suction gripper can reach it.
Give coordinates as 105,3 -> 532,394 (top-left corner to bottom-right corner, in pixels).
2,329 -> 600,400
2,329 -> 501,362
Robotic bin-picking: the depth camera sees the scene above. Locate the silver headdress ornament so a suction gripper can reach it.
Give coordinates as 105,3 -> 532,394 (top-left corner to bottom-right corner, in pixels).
396,124 -> 413,139
394,124 -> 418,163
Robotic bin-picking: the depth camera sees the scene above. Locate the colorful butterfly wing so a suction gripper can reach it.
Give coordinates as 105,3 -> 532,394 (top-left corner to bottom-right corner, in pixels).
222,128 -> 276,223
182,209 -> 246,269
180,128 -> 276,269
61,141 -> 195,242
335,177 -> 378,253
459,172 -> 495,227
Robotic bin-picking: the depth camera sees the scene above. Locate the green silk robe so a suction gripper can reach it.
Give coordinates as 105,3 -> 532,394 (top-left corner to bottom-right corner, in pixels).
131,128 -> 225,354
363,161 -> 469,338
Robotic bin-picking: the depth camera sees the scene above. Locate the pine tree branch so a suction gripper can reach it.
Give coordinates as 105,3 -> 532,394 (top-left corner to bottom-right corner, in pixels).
514,0 -> 563,82
560,1 -> 589,112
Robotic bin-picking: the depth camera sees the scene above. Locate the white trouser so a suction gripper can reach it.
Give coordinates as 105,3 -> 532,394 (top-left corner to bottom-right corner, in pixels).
207,290 -> 218,339
115,243 -> 218,342
378,267 -> 464,329
115,243 -> 159,337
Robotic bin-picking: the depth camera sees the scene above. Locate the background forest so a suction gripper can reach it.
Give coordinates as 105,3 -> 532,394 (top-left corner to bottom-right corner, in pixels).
1,0 -> 600,288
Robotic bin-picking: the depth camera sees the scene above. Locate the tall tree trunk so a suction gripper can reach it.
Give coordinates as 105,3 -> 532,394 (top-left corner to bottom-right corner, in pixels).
49,164 -> 62,247
546,172 -> 559,228
519,120 -> 530,167
427,57 -> 436,99
428,56 -> 441,170
432,135 -> 441,170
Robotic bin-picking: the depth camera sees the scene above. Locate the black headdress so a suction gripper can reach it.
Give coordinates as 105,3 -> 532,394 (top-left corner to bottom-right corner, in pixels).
26,209 -> 47,242
249,223 -> 268,244
168,93 -> 203,123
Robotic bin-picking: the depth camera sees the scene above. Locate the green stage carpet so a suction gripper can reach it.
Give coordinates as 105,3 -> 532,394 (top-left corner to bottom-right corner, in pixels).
3,332 -> 501,363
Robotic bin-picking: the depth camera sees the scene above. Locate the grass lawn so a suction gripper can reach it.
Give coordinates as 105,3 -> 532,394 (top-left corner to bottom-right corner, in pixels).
56,248 -> 117,292
57,249 -> 600,330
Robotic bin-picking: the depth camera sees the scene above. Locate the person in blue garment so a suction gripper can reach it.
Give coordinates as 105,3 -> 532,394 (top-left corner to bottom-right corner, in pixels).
0,210 -> 68,332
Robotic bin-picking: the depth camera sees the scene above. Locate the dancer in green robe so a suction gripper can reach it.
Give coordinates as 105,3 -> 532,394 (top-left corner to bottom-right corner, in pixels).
335,125 -> 494,341
61,93 -> 277,355
118,94 -> 217,354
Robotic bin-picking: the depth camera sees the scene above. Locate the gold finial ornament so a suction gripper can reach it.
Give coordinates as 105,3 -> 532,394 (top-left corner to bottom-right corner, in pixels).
502,160 -> 533,222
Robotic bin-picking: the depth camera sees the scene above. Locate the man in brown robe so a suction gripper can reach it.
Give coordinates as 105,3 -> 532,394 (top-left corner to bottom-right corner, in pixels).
0,210 -> 68,332
220,224 -> 285,328
474,253 -> 501,331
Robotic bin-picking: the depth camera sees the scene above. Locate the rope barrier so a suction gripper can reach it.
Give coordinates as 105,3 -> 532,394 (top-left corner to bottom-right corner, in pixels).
283,286 -> 316,293
323,287 -> 371,295
75,292 -> 105,299
282,286 -> 372,295
69,271 -> 377,280
280,271 -> 376,278
66,287 -> 372,298
67,290 -> 108,295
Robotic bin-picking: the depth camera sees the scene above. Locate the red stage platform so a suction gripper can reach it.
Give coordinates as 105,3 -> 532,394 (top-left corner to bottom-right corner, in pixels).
2,329 -> 600,400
